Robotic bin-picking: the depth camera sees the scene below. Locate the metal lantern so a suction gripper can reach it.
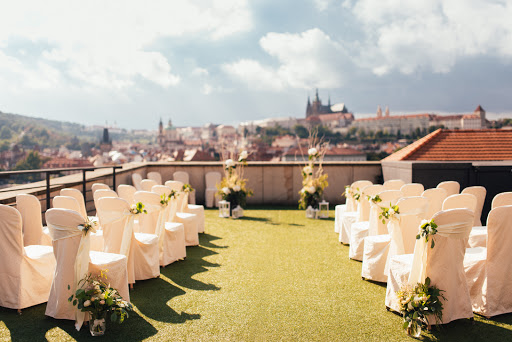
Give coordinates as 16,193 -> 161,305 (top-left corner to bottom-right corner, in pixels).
232,205 -> 244,219
306,205 -> 315,219
319,201 -> 329,218
219,200 -> 230,218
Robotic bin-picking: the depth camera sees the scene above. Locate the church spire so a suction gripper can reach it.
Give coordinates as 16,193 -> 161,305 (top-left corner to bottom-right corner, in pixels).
315,88 -> 319,102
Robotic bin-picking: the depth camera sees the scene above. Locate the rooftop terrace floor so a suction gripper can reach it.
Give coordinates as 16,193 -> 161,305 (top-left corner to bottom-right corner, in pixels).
1,208 -> 512,341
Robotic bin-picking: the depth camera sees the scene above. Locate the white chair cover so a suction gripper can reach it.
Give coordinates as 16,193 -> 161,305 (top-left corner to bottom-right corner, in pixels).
60,188 -> 88,219
462,186 -> 486,226
349,190 -> 402,261
442,193 -> 477,213
93,189 -> 118,210
174,171 -> 196,205
337,180 -> 372,241
383,179 -> 405,190
361,196 -> 428,282
96,197 -> 159,283
16,194 -> 52,246
181,192 -> 205,234
91,183 -> 110,195
492,192 -> 512,209
0,205 -> 55,310
118,184 -> 136,204
165,180 -> 200,244
151,185 -> 187,262
386,209 -> 474,325
147,171 -> 163,185
45,208 -> 129,330
205,171 -> 221,208
421,188 -> 447,219
400,183 -> 424,197
132,173 -> 143,191
141,179 -> 158,192
437,180 -> 460,196
465,205 -> 512,317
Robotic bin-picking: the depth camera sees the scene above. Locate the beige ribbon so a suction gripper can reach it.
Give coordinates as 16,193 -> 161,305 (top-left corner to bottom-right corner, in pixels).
181,192 -> 189,212
388,206 -> 428,255
144,203 -> 167,258
408,220 -> 471,285
47,221 -> 95,331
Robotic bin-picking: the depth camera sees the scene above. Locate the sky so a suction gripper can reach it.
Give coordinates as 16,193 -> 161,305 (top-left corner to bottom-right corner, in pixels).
1,0 -> 512,130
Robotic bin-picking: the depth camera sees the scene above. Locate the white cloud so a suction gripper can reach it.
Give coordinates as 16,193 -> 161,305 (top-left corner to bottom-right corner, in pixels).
350,0 -> 512,75
192,67 -> 209,77
313,0 -> 331,12
0,0 -> 252,90
223,28 -> 351,90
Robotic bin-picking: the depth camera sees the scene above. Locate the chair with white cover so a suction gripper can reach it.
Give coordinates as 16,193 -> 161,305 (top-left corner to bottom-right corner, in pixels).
205,171 -> 221,208
95,197 -> 159,283
53,196 -> 104,252
421,188 -> 447,219
337,180 -> 373,242
442,193 -> 477,213
349,190 -> 402,261
165,180 -> 202,241
91,183 -> 110,195
151,186 -> 187,263
118,184 -> 137,205
385,208 -> 474,325
141,179 -> 158,192
468,191 -> 512,248
0,205 -> 55,311
45,208 -> 129,329
132,173 -> 143,191
174,171 -> 196,205
383,179 -> 405,190
362,196 -> 428,282
464,205 -> 512,318
461,186 -> 486,226
400,183 -> 424,197
15,194 -> 52,246
437,180 -> 460,196
60,188 -> 88,219
147,171 -> 163,185
93,189 -> 118,210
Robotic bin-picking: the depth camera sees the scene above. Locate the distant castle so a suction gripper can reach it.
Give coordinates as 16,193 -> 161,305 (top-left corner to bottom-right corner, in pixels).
306,89 -> 349,118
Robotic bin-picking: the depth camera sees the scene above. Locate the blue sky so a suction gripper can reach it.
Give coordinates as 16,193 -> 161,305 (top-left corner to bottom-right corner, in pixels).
0,0 -> 512,129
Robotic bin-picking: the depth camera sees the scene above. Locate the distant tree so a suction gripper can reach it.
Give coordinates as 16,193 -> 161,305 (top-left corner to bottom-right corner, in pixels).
293,124 -> 309,139
0,126 -> 12,139
0,140 -> 9,152
13,150 -> 49,182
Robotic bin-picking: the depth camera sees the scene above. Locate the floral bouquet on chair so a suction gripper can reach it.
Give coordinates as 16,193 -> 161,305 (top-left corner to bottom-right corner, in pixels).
299,137 -> 328,210
217,150 -> 253,212
69,270 -> 133,336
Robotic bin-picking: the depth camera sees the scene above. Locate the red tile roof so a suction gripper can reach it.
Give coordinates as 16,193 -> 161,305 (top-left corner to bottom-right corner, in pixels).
384,129 -> 512,161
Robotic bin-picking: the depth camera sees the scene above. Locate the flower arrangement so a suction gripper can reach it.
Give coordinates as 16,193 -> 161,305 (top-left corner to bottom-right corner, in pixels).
416,219 -> 439,248
396,277 -> 445,336
368,194 -> 382,203
352,187 -> 362,202
217,150 -> 253,209
379,203 -> 400,224
182,183 -> 194,193
298,134 -> 328,210
129,202 -> 147,215
78,218 -> 98,236
341,185 -> 352,199
68,271 -> 133,335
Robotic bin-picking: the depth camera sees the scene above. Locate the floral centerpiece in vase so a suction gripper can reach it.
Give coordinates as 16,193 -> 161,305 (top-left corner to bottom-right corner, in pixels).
217,150 -> 253,217
69,270 -> 133,336
298,136 -> 328,217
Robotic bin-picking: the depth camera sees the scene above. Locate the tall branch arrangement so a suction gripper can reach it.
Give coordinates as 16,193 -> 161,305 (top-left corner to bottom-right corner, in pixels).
298,131 -> 328,209
217,150 -> 253,208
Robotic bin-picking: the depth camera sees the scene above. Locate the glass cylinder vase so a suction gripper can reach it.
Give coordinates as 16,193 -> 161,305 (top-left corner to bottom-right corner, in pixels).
89,318 -> 106,336
405,320 -> 421,338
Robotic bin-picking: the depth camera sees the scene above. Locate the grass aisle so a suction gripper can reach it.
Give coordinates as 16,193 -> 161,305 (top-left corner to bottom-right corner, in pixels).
1,208 -> 512,341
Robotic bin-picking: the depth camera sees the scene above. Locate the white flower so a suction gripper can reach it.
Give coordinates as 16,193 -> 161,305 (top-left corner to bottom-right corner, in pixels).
407,301 -> 414,311
239,151 -> 248,160
225,159 -> 235,168
308,147 -> 318,156
303,166 -> 313,175
222,187 -> 231,194
233,185 -> 241,192
420,219 -> 429,226
100,300 -> 105,305
389,209 -> 395,215
308,186 -> 316,193
83,300 -> 91,307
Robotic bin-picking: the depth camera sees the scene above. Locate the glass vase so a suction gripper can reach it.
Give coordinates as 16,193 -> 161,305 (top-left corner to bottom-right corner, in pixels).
405,320 -> 421,338
89,317 -> 106,336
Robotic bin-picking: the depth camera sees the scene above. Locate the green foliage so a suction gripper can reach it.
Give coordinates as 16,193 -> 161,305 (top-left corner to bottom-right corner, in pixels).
293,124 -> 309,138
379,203 -> 400,224
0,126 -> 12,139
416,219 -> 439,248
129,202 -> 147,214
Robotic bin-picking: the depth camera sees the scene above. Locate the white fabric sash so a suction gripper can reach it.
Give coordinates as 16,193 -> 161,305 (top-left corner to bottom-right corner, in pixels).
47,222 -> 94,331
144,203 -> 167,255
181,192 -> 189,212
408,220 -> 470,285
388,207 -> 427,255
100,211 -> 137,257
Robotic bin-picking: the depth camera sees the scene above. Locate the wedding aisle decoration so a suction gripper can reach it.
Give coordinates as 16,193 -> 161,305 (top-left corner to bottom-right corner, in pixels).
217,150 -> 253,218
298,135 -> 328,218
69,271 -> 133,336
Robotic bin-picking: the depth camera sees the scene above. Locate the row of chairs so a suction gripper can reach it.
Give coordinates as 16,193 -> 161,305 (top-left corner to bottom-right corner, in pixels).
132,171 -> 222,208
334,179 -> 512,324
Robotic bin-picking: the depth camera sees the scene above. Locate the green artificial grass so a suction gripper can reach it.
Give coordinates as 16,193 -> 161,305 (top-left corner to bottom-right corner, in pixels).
1,207 -> 512,341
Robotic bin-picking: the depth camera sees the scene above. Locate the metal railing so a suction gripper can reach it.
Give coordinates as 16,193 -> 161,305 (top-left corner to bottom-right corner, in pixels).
0,165 -> 122,210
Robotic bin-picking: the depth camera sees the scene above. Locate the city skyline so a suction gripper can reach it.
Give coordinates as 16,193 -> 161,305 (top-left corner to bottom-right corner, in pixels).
1,1 -> 512,130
